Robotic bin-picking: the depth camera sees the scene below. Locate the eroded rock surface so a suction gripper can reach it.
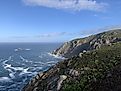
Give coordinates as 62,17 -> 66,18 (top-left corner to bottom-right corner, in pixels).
23,29 -> 121,91
52,29 -> 121,58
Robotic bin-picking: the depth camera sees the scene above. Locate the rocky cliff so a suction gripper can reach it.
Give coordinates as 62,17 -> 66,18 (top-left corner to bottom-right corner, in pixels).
23,29 -> 121,91
52,29 -> 121,58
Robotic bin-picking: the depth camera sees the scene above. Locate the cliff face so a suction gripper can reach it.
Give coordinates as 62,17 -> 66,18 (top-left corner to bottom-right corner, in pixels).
23,29 -> 121,91
23,42 -> 121,91
52,29 -> 121,58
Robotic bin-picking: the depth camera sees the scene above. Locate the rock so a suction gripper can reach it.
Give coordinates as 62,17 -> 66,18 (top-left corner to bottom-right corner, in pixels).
83,67 -> 90,71
52,29 -> 121,58
31,78 -> 36,85
83,50 -> 87,53
35,74 -> 40,80
81,71 -> 85,74
38,72 -> 43,78
23,29 -> 121,91
79,53 -> 83,58
33,87 -> 38,91
105,39 -> 110,44
57,75 -> 67,91
69,69 -> 80,77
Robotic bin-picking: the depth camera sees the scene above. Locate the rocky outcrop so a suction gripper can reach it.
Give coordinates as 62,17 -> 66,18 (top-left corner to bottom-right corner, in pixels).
57,75 -> 67,91
52,29 -> 121,58
23,29 -> 121,91
23,42 -> 121,91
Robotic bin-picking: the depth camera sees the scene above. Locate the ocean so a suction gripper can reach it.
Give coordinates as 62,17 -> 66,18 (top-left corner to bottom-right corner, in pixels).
0,43 -> 62,91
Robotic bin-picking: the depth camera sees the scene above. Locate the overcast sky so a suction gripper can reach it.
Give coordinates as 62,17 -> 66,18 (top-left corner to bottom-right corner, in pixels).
0,0 -> 121,42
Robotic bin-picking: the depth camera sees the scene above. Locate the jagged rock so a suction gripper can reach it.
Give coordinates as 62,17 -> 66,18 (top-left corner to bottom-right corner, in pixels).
57,75 -> 67,91
69,69 -> 80,77
31,78 -> 37,85
33,87 -> 38,91
79,52 -> 83,58
52,29 -> 121,58
23,29 -> 121,91
83,50 -> 87,53
35,74 -> 40,80
38,72 -> 43,78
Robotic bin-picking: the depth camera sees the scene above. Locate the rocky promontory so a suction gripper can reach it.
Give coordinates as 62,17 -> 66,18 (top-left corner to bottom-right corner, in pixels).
52,29 -> 121,58
23,29 -> 121,91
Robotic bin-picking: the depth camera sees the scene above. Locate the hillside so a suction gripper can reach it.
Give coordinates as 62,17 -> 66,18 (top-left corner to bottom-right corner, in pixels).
52,29 -> 121,58
23,29 -> 121,91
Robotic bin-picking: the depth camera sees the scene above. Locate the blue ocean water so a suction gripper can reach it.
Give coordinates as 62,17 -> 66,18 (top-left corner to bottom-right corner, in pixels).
0,43 -> 62,91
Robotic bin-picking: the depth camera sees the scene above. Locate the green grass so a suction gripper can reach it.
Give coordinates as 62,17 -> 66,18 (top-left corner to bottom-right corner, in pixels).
61,43 -> 121,91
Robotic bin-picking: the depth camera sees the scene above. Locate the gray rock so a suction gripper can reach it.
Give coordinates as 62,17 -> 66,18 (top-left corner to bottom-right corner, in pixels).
52,29 -> 121,58
57,75 -> 67,91
69,69 -> 80,77
33,87 -> 38,91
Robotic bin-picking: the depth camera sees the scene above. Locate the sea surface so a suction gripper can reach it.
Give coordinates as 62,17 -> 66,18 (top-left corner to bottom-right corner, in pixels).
0,43 -> 62,91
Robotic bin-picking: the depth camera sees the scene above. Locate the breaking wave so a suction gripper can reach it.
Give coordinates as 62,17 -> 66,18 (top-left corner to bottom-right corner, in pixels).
0,43 -> 62,91
48,52 -> 65,59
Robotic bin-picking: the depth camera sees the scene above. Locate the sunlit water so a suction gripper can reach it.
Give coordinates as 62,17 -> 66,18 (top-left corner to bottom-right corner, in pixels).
0,43 -> 62,91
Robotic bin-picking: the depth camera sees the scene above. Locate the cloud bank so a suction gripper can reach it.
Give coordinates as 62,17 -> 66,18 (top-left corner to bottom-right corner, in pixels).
23,0 -> 108,12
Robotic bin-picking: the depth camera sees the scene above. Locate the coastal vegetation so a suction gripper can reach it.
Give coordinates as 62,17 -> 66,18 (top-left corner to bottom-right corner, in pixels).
23,29 -> 121,91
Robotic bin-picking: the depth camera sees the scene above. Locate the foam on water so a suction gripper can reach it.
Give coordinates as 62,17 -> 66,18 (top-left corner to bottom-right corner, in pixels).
9,72 -> 15,79
48,52 -> 66,59
0,77 -> 12,82
0,86 -> 5,88
2,56 -> 33,80
19,68 -> 32,76
0,43 -> 62,91
46,61 -> 56,64
20,56 -> 29,62
25,49 -> 31,51
14,48 -> 31,52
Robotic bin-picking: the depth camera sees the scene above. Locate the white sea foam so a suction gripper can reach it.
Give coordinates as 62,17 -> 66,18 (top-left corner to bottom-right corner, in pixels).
4,61 -> 24,72
14,49 -> 18,52
0,86 -> 5,88
39,55 -> 43,58
46,61 -> 57,64
20,56 -> 29,62
11,67 -> 24,71
5,64 -> 12,68
19,68 -> 32,76
2,56 -> 13,65
25,49 -> 31,51
0,77 -> 12,82
3,56 -> 13,73
20,56 -> 26,61
14,48 -> 31,52
48,52 -> 65,59
9,72 -> 15,79
34,61 -> 45,65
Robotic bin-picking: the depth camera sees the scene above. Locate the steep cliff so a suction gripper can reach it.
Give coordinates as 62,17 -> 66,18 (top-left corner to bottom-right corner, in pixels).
52,29 -> 121,58
23,42 -> 121,91
23,29 -> 121,91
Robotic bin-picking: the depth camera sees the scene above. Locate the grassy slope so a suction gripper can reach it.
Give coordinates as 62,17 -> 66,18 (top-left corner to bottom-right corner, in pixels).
23,30 -> 121,91
60,43 -> 121,91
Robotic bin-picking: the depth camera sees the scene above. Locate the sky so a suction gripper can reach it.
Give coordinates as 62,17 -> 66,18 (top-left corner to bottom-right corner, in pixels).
0,0 -> 121,42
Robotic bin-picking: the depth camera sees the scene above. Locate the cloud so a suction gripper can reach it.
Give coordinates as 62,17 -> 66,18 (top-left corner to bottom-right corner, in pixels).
37,32 -> 67,37
23,0 -> 108,12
